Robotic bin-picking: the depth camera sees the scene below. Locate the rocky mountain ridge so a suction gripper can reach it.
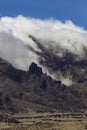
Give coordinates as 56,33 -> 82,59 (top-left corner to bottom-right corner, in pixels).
0,57 -> 87,113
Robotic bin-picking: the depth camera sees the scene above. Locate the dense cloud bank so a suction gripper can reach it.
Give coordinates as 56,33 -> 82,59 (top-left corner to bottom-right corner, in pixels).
0,15 -> 87,85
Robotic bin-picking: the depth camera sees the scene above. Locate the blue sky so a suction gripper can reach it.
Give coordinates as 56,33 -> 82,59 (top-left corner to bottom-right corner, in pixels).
0,0 -> 87,29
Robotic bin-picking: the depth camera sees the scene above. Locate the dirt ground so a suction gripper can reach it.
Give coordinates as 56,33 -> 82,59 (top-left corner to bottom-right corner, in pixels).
0,112 -> 87,130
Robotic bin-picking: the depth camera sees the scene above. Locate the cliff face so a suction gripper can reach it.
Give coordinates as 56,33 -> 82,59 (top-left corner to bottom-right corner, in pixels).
28,35 -> 87,87
0,57 -> 87,112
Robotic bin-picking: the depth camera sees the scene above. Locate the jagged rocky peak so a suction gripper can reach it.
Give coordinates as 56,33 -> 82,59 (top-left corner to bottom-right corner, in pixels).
0,57 -> 87,112
29,62 -> 43,75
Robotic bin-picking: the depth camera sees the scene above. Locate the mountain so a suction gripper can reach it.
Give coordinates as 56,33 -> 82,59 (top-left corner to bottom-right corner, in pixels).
28,35 -> 87,86
0,57 -> 87,113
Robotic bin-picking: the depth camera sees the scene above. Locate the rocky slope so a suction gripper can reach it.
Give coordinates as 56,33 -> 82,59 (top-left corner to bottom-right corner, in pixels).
0,57 -> 87,113
28,35 -> 87,87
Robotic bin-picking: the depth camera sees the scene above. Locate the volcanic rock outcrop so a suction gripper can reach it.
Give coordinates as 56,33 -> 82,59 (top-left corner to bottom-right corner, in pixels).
0,57 -> 87,112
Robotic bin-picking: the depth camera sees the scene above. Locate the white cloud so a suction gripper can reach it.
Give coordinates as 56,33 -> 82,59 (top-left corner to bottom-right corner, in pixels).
0,15 -> 87,84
